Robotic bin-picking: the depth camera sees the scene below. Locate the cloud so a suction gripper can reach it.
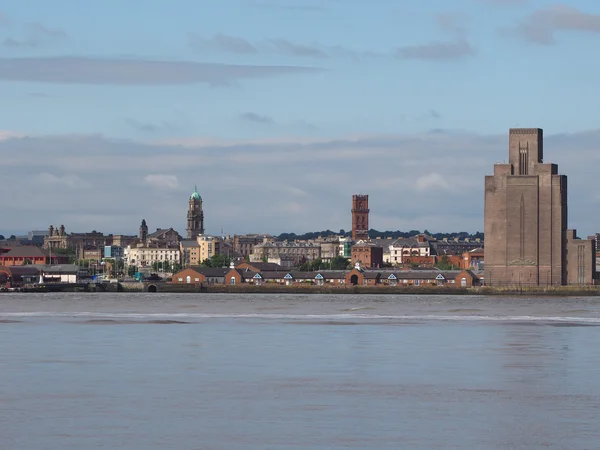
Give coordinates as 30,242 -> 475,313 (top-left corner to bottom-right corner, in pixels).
1,21 -> 67,49
26,22 -> 67,39
0,129 -> 598,235
396,14 -> 475,61
250,2 -> 325,12
483,0 -> 526,5
396,39 -> 475,61
36,173 -> 91,189
143,174 -> 180,189
125,118 -> 179,133
502,5 -> 600,44
267,39 -> 328,58
239,112 -> 275,124
190,33 -> 378,60
0,130 -> 24,141
189,33 -> 258,54
0,56 -> 320,85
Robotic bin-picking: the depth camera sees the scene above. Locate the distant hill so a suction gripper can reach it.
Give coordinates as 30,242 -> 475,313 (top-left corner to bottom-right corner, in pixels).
276,230 -> 484,241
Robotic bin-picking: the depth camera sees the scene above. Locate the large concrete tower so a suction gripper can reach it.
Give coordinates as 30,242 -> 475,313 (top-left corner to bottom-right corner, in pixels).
484,128 -> 567,287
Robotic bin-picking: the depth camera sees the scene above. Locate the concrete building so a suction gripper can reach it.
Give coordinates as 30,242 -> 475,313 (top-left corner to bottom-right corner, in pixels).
351,194 -> 369,241
566,230 -> 596,285
250,241 -> 321,266
484,128 -> 594,286
186,186 -> 205,240
197,235 -> 222,262
232,234 -> 273,257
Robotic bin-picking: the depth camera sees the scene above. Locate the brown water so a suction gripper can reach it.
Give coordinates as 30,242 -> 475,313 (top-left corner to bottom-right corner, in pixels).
1,293 -> 600,449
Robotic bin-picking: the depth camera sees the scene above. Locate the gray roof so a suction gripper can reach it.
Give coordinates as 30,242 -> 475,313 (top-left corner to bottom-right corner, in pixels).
33,264 -> 85,273
3,246 -> 49,257
180,240 -> 199,249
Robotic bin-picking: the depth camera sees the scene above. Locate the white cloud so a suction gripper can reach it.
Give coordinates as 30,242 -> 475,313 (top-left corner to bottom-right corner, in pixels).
36,172 -> 91,189
0,129 -> 598,236
143,174 -> 180,189
415,173 -> 451,191
0,130 -> 23,141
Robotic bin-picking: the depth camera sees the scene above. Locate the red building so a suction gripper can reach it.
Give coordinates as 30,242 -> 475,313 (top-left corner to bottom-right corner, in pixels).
0,247 -> 69,266
351,243 -> 383,269
351,194 -> 369,241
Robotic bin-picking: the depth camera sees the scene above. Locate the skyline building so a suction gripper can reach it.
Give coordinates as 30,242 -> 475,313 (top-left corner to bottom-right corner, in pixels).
351,194 -> 370,241
186,186 -> 205,240
484,128 -> 595,286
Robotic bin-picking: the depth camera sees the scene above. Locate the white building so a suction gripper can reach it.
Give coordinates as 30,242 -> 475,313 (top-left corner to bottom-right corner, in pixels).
386,235 -> 431,265
124,244 -> 181,268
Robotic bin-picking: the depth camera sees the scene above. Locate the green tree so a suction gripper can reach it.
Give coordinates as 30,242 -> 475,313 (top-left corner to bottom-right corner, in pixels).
329,256 -> 350,270
23,258 -> 32,265
201,254 -> 230,268
435,255 -> 458,270
127,265 -> 137,277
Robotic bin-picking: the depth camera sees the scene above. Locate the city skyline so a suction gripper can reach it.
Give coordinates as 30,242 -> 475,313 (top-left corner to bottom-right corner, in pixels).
1,1 -> 600,235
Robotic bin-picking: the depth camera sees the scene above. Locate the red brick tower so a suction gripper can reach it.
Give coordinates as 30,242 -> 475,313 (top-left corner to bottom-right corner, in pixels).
351,194 -> 369,241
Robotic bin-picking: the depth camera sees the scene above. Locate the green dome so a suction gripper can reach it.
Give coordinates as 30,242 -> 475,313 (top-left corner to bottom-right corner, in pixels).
190,186 -> 201,201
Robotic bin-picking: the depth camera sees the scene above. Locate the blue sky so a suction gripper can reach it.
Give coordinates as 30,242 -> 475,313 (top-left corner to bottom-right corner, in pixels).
1,0 -> 600,236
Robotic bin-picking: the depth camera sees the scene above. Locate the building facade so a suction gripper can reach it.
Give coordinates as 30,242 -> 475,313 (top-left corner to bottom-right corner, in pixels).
484,128 -> 594,286
566,230 -> 596,285
124,244 -> 181,268
250,241 -> 321,265
186,186 -> 205,240
197,235 -> 222,262
351,194 -> 369,241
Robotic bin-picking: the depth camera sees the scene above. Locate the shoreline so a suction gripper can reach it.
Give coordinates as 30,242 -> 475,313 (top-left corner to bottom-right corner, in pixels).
124,283 -> 600,296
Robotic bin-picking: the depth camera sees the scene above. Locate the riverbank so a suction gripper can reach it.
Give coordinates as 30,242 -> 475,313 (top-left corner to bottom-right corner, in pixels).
117,281 -> 600,296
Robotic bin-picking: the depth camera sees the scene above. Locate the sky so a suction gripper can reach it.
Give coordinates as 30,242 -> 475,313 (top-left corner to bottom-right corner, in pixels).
1,0 -> 600,237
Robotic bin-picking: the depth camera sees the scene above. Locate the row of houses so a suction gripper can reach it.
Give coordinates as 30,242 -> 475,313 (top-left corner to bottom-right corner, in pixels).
171,262 -> 482,288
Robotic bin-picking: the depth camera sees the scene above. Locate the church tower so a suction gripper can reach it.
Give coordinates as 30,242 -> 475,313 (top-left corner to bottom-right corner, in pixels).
139,219 -> 148,243
187,186 -> 204,239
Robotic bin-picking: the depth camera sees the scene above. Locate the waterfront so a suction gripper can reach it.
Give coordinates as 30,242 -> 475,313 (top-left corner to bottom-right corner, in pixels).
2,293 -> 600,449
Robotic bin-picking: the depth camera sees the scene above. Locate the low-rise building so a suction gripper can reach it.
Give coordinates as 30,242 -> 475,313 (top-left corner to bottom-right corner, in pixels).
0,246 -> 69,266
197,235 -> 222,263
180,240 -> 201,266
566,230 -> 597,285
171,267 -> 230,285
351,242 -> 383,269
0,265 -> 40,287
386,235 -> 431,265
250,241 -> 321,266
125,243 -> 181,268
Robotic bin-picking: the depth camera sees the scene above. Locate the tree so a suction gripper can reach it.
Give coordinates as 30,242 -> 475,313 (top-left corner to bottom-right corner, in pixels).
201,254 -> 230,268
435,255 -> 458,270
8,235 -> 16,240
127,265 -> 137,277
330,256 -> 350,270
23,258 -> 32,265
0,235 -> 5,240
